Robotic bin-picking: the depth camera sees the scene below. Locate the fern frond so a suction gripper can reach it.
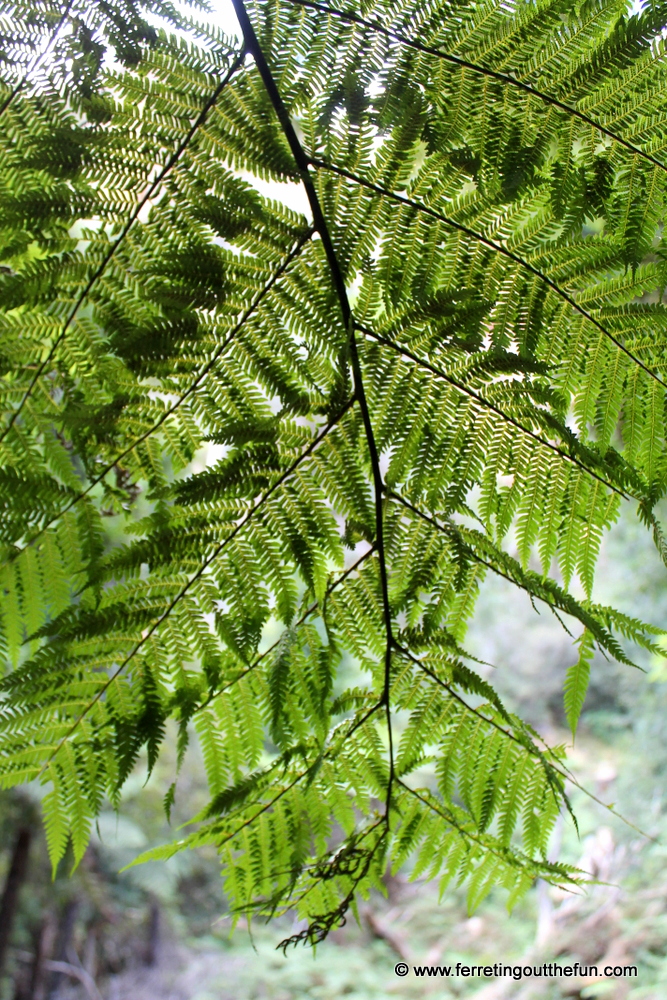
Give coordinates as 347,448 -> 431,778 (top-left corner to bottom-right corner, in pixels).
2,0 -> 666,935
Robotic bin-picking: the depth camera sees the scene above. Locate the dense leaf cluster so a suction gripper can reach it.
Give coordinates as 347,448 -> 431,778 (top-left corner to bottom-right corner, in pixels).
1,0 -> 667,944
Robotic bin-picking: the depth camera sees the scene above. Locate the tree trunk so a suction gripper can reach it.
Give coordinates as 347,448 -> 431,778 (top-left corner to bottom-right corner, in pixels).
26,920 -> 56,1000
45,901 -> 78,1000
145,900 -> 160,966
81,926 -> 97,981
0,827 -> 32,980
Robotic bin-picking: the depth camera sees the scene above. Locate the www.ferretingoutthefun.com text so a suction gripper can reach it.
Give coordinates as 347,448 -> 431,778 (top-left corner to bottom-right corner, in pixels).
393,961 -> 637,980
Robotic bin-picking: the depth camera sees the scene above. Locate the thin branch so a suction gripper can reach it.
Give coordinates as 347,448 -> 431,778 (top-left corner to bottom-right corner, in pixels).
207,739 -> 389,945
277,826 -> 388,950
0,48 -> 246,443
356,323 -> 632,502
286,0 -> 667,176
395,777 -> 584,881
8,226 -> 314,561
13,952 -> 102,1000
393,638 -> 574,820
394,639 -> 535,748
311,158 -> 667,391
230,0 -> 396,819
386,488 -> 586,623
385,488 -> 654,676
39,398 -> 355,773
395,639 -> 569,809
203,770 -> 311,848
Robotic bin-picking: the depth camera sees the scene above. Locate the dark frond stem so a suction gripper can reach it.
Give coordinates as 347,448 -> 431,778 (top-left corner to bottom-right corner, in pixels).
392,640 -> 579,830
39,398 -> 355,773
190,707 -> 385,883
266,815 -> 385,914
0,0 -> 75,118
311,159 -> 667,391
9,226 -> 314,560
0,48 -> 246,444
287,0 -> 667,177
230,0 -> 396,818
356,324 -> 632,502
277,827 -> 387,951
205,769 -> 319,853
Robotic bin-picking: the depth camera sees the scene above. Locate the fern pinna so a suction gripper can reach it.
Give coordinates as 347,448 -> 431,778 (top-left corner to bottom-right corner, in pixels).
1,0 -> 667,942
